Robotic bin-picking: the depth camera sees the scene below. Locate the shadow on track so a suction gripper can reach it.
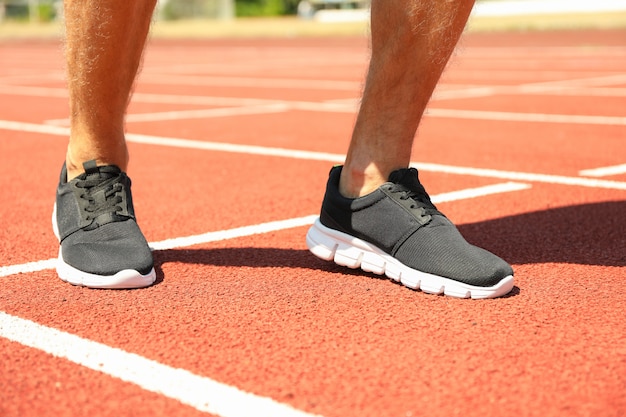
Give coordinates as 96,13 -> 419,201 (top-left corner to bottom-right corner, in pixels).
457,200 -> 626,268
152,200 -> 626,286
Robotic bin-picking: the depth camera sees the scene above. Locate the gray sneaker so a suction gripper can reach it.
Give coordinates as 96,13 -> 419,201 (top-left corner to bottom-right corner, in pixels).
53,160 -> 155,289
306,166 -> 514,299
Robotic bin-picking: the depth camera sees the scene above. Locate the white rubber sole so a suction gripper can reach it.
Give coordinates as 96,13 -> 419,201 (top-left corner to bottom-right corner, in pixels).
56,247 -> 156,289
52,204 -> 156,289
306,218 -> 514,299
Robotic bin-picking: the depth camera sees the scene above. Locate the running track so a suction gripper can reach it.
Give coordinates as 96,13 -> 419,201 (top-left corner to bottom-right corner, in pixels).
1,28 -> 625,417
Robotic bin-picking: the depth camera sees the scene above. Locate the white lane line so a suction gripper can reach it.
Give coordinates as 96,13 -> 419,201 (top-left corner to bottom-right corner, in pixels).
0,72 -> 65,85
0,259 -> 57,278
4,72 -> 626,105
0,85 -> 284,107
0,215 -> 318,278
430,182 -> 531,204
0,85 -> 68,98
151,182 -> 530,251
141,55 -> 364,74
47,99 -> 626,125
0,119 -> 70,136
138,74 -> 361,91
0,182 -> 530,412
579,163 -> 626,178
149,215 -> 319,251
427,108 -> 626,126
0,311 -> 322,417
127,132 -> 346,162
435,81 -> 626,101
514,74 -> 626,90
126,135 -> 626,191
2,119 -> 626,191
472,0 -> 626,17
411,162 -> 626,191
130,103 -> 291,123
45,104 -> 293,126
521,87 -> 626,98
0,182 -> 531,278
2,83 -> 626,125
54,101 -> 355,125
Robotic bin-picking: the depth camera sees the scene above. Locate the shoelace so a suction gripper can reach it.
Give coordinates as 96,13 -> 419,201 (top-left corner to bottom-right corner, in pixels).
389,184 -> 439,216
76,175 -> 125,222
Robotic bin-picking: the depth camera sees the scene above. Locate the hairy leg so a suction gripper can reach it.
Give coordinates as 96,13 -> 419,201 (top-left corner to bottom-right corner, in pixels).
340,0 -> 475,197
63,0 -> 156,179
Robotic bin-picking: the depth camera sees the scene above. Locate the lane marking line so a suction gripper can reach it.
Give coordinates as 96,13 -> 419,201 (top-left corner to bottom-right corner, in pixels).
472,0 -> 626,16
0,84 -> 68,98
429,181 -> 531,204
44,102 -> 626,126
436,74 -> 626,100
0,181 -> 530,277
126,103 -> 291,123
4,80 -> 625,127
141,53 -> 367,75
0,72 -> 65,85
0,119 -> 70,136
2,82 -> 626,126
579,163 -> 626,177
149,214 -> 319,251
45,103 -> 292,126
427,108 -> 626,126
518,87 -> 626,98
0,311 -> 321,417
465,46 -> 626,57
151,182 -> 530,251
128,132 -> 346,162
2,119 -> 626,191
139,73 -> 361,91
0,259 -> 57,278
0,215 -> 317,278
410,162 -> 626,191
0,182 -> 530,413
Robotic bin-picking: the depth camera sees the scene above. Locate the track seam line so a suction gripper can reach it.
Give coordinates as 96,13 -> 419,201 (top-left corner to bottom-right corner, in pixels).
0,311 -> 322,417
0,215 -> 316,278
149,214 -> 319,251
410,162 -> 626,191
45,103 -> 293,126
0,182 -> 531,414
4,73 -> 626,106
0,259 -> 57,278
139,73 -> 362,91
427,108 -> 626,126
579,163 -> 626,177
0,181 -> 530,278
2,119 -> 626,190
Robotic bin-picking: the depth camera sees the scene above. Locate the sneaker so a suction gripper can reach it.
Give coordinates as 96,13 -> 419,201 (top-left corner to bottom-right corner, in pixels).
306,166 -> 514,299
52,160 -> 156,289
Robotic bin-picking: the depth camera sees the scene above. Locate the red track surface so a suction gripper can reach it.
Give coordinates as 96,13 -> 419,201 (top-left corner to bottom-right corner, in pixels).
1,28 -> 625,417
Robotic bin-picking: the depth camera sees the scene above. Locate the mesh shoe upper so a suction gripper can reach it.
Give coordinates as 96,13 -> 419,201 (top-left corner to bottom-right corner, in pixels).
55,160 -> 154,276
319,166 -> 513,287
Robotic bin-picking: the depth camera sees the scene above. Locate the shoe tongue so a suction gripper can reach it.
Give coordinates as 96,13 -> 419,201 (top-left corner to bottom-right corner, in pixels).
388,167 -> 420,188
80,161 -> 122,182
388,167 -> 440,212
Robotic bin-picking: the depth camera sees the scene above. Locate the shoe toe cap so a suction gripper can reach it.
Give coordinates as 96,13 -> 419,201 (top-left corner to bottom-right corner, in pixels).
395,221 -> 513,287
61,220 -> 154,276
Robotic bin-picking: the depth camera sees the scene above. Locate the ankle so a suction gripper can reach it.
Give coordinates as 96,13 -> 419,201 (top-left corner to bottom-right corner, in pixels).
65,144 -> 129,181
338,164 -> 394,198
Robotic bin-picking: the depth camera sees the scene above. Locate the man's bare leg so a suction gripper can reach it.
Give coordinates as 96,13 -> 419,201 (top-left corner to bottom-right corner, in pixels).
54,0 -> 157,289
307,0 -> 514,299
340,0 -> 475,197
63,0 -> 156,180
